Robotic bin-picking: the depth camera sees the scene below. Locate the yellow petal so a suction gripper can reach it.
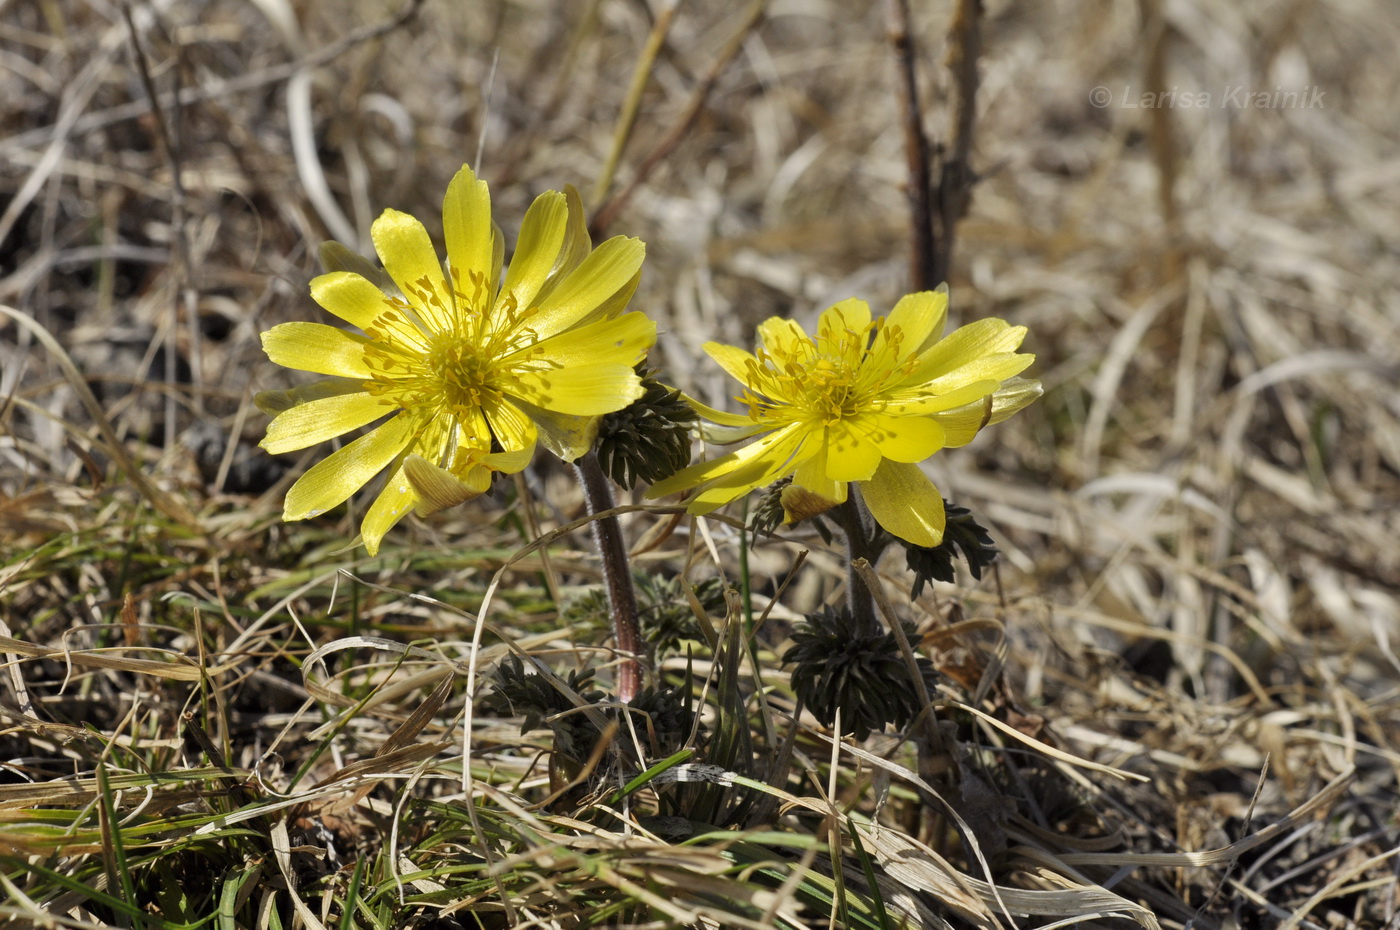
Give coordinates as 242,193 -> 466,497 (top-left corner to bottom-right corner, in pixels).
255,377 -> 364,416
283,412 -> 418,520
755,317 -> 809,355
889,288 -> 948,352
824,420 -> 883,482
647,425 -> 799,499
685,394 -> 756,429
534,185 -> 592,304
509,398 -> 600,461
790,443 -> 844,505
817,298 -> 871,358
527,236 -> 646,339
860,461 -> 946,547
684,463 -> 769,512
689,429 -> 807,510
309,271 -> 400,332
318,240 -> 400,298
360,457 -> 417,556
905,319 -> 1027,384
508,363 -> 644,416
480,444 -> 535,474
261,322 -> 372,378
404,453 -> 489,516
923,351 -> 1035,395
704,423 -> 769,444
442,165 -> 495,306
703,342 -> 763,389
518,310 -> 655,370
463,405 -> 492,448
500,190 -> 568,314
261,392 -> 395,454
883,378 -> 1000,416
645,448 -> 743,500
372,208 -> 451,332
412,439 -> 533,516
482,396 -> 539,452
933,397 -> 993,447
986,376 -> 1043,425
585,265 -> 642,324
869,290 -> 946,372
871,414 -> 946,463
488,221 -> 505,295
684,394 -> 766,443
929,377 -> 1042,448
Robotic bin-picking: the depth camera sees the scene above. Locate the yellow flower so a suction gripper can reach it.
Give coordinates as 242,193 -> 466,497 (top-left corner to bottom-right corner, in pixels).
647,288 -> 1040,547
257,165 -> 655,554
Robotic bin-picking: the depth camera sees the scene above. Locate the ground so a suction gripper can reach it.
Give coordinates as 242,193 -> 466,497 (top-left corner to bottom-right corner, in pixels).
1,1 -> 1397,927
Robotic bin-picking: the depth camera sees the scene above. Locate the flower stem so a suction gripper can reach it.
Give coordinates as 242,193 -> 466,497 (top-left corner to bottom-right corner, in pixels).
834,488 -> 886,637
574,451 -> 643,702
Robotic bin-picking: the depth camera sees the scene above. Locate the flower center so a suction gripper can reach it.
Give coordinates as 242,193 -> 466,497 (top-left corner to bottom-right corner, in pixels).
359,294 -> 506,417
742,313 -> 925,427
741,339 -> 853,425
427,333 -> 499,413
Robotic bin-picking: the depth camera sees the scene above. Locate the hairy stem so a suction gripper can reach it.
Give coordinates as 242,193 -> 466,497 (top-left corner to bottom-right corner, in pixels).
574,451 -> 642,702
833,489 -> 887,637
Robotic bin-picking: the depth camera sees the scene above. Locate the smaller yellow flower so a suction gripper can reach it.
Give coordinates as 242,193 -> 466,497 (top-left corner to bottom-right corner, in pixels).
257,165 -> 655,554
647,287 -> 1040,547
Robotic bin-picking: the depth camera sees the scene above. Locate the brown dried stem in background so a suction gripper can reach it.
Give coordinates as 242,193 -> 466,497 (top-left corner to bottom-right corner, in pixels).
885,0 -> 984,290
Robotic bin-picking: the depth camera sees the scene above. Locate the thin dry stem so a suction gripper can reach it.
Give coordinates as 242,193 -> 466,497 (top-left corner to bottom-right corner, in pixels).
884,0 -> 937,290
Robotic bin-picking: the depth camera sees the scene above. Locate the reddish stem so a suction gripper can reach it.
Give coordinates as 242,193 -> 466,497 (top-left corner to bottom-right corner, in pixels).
574,452 -> 643,702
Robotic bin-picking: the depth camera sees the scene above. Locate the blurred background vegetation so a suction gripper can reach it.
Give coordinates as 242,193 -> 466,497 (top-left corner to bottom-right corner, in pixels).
1,1 -> 1397,927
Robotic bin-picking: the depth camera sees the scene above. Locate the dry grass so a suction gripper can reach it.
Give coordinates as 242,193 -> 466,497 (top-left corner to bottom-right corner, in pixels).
2,0 -> 1398,927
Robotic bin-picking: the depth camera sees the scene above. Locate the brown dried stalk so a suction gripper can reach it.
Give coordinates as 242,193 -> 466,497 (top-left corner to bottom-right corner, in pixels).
884,0 -> 985,290
589,0 -> 767,239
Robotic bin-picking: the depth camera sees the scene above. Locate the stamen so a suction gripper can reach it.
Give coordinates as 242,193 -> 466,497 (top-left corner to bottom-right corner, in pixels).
740,318 -> 913,427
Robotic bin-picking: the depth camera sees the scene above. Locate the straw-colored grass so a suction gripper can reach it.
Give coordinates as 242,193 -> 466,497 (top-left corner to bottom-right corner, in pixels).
2,1 -> 1397,927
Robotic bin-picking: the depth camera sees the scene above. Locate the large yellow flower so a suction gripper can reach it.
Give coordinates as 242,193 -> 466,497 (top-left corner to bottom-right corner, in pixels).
647,288 -> 1039,547
257,165 -> 655,554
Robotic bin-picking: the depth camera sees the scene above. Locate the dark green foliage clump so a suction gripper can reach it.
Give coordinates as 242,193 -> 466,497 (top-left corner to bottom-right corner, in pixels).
636,574 -> 726,657
624,683 -> 697,755
484,656 -> 696,762
483,655 -> 607,763
563,574 -> 727,660
560,587 -> 611,632
902,499 -> 999,598
596,367 -> 698,489
784,606 -> 939,741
